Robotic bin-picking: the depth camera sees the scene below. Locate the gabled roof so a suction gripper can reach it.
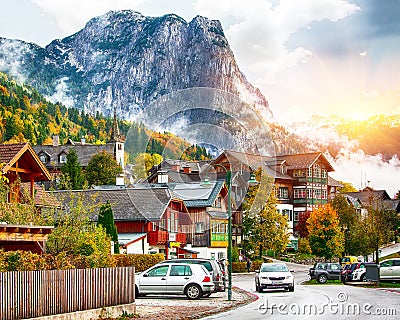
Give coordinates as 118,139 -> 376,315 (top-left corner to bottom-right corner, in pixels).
0,142 -> 52,181
50,187 -> 175,222
276,152 -> 334,171
168,181 -> 225,208
213,150 -> 267,171
32,144 -> 115,168
344,188 -> 399,212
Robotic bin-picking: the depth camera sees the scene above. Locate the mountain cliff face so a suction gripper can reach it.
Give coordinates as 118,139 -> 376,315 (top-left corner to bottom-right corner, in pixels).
0,10 -> 271,121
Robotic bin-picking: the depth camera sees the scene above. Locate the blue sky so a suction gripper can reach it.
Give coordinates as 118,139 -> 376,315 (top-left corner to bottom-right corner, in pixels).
0,0 -> 399,122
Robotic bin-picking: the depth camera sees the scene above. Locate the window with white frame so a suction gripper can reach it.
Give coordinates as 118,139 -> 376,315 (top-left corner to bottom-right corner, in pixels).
59,153 -> 67,163
307,167 -> 312,177
313,164 -> 321,177
294,211 -> 300,222
322,169 -> 327,178
195,222 -> 205,234
278,187 -> 289,199
294,189 -> 306,198
39,154 -> 48,163
322,190 -> 327,199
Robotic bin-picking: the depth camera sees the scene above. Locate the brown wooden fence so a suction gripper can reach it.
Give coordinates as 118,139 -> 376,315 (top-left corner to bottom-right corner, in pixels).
0,267 -> 135,320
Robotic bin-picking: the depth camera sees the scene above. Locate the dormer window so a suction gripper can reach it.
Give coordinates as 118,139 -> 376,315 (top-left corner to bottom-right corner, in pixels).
59,153 -> 67,164
39,154 -> 48,163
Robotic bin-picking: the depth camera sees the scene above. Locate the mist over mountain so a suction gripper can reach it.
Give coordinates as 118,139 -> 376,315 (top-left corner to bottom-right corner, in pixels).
0,10 -> 271,122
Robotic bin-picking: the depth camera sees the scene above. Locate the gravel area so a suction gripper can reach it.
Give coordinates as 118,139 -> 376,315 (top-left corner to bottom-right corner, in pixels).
132,287 -> 257,319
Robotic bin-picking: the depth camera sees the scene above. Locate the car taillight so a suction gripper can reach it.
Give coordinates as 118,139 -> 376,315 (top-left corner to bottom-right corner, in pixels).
216,274 -> 220,281
202,276 -> 211,282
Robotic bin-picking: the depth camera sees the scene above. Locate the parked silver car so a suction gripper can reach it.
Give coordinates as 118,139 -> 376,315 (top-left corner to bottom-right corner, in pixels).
255,262 -> 294,292
379,258 -> 400,281
158,258 -> 226,294
135,263 -> 214,299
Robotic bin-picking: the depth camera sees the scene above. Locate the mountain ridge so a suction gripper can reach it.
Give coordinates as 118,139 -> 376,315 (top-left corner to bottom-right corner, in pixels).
0,10 -> 272,122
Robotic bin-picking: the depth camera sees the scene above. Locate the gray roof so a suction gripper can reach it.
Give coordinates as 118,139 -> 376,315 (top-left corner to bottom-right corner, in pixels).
33,143 -> 115,168
207,210 -> 229,219
50,187 -> 172,221
168,181 -> 225,207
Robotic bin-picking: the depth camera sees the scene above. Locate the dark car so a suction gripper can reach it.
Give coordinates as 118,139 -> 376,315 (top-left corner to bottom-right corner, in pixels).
340,262 -> 359,282
309,262 -> 342,284
158,258 -> 226,294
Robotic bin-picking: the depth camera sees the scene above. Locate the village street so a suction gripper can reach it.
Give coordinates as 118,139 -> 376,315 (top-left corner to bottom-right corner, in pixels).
134,258 -> 400,320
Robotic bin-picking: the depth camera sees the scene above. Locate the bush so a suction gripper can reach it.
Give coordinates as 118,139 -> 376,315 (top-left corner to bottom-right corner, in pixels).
113,253 -> 164,272
232,261 -> 247,273
298,238 -> 312,254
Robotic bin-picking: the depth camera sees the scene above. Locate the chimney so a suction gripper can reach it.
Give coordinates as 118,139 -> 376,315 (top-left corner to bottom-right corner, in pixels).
183,166 -> 192,174
116,174 -> 124,186
170,164 -> 180,172
157,171 -> 168,184
52,135 -> 59,147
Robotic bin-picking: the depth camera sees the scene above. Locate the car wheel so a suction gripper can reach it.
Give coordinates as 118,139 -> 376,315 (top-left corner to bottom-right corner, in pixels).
257,283 -> 263,293
203,292 -> 212,298
135,285 -> 140,298
317,274 -> 328,284
185,283 -> 203,300
288,285 -> 294,292
360,274 -> 366,282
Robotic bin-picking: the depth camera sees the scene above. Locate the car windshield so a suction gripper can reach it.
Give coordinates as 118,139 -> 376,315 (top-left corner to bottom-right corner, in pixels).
261,264 -> 288,272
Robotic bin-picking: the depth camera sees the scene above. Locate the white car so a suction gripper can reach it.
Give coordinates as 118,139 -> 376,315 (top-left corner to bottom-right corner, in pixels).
352,264 -> 367,281
255,262 -> 294,292
135,263 -> 214,299
380,258 -> 400,281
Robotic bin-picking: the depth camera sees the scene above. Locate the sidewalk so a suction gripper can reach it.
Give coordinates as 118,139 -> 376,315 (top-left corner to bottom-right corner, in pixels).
134,287 -> 257,319
367,242 -> 400,262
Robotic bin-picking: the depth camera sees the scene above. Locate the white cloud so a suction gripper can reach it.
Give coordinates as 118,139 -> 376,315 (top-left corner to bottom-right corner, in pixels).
31,0 -> 147,36
360,51 -> 367,57
194,0 -> 360,86
331,150 -> 400,197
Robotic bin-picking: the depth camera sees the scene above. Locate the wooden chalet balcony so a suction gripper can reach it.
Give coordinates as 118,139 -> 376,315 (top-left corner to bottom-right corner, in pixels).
147,231 -> 186,245
148,231 -> 168,245
175,233 -> 186,243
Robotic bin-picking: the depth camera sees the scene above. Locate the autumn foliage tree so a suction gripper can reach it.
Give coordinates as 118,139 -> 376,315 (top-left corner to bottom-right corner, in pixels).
307,204 -> 344,261
242,171 -> 289,258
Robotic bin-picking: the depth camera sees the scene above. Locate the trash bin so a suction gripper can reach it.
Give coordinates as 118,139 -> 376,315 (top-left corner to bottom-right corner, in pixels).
365,263 -> 379,282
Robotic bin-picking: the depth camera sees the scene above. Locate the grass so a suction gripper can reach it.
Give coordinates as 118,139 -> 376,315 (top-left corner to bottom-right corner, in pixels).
381,252 -> 400,260
303,279 -> 343,285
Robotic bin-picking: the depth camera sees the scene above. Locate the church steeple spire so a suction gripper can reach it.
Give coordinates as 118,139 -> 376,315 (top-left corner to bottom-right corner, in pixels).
110,106 -> 121,142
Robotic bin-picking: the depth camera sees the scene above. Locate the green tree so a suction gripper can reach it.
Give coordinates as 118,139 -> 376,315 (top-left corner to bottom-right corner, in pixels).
307,204 -> 344,261
60,149 -> 85,190
97,201 -> 119,254
330,195 -> 359,256
46,191 -> 113,267
85,151 -> 123,186
242,171 -> 289,258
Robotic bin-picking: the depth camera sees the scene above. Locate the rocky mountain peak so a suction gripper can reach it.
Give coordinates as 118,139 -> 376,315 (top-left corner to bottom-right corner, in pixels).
0,10 -> 272,122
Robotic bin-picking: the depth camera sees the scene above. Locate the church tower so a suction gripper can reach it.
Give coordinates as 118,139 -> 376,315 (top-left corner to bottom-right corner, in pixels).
108,107 -> 125,169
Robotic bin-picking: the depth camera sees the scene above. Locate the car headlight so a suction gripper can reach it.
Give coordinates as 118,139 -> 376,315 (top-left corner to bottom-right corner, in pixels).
285,275 -> 292,279
261,277 -> 269,280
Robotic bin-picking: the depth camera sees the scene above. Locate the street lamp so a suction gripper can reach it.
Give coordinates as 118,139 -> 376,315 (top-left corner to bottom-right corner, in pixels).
203,165 -> 258,301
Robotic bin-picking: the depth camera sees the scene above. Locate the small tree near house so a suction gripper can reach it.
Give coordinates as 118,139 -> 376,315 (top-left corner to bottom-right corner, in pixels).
307,204 -> 344,262
97,201 -> 119,254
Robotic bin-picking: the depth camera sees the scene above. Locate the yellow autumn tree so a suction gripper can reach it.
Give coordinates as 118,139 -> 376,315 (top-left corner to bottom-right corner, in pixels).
307,204 -> 344,261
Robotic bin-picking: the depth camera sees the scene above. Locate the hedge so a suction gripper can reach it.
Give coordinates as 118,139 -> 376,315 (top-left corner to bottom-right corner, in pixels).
113,253 -> 165,272
0,250 -> 164,272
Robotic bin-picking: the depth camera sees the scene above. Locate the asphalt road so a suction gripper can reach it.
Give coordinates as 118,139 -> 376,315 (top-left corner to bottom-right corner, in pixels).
203,262 -> 400,320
